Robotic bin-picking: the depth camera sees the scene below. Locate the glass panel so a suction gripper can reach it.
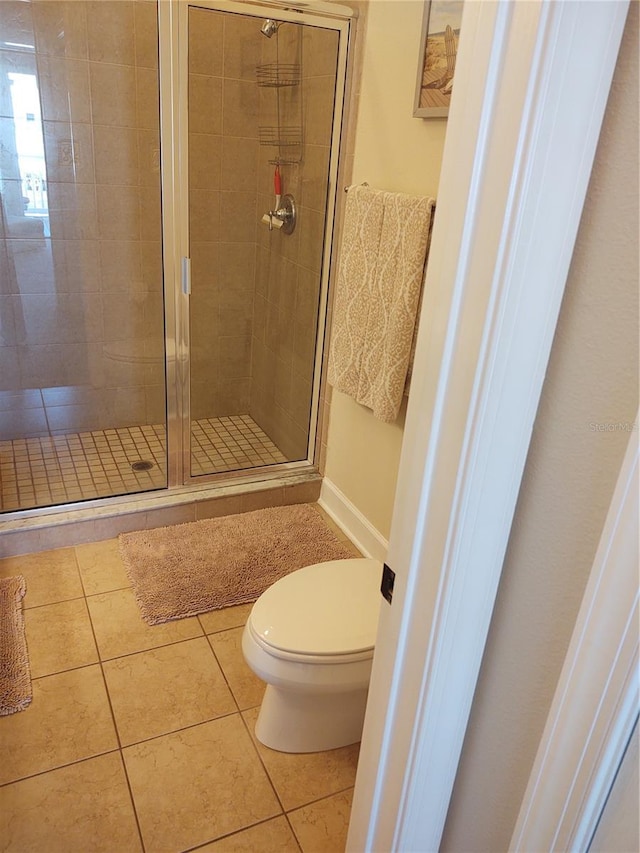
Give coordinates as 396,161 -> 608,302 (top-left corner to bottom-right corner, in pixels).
0,1 -> 167,512
187,6 -> 339,477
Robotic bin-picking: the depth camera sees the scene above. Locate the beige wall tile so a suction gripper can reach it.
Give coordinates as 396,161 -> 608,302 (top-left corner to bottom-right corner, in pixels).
218,335 -> 252,379
86,1 -> 135,65
89,61 -> 137,127
302,75 -> 335,147
240,487 -> 284,513
217,191 -> 257,243
288,789 -> 354,853
302,25 -> 340,78
221,137 -> 259,193
38,56 -> 92,124
103,637 -> 235,745
219,242 -> 256,291
0,752 -> 142,853
194,495 -> 244,520
135,66 -> 160,130
0,547 -> 82,607
43,120 -> 95,184
122,716 -> 280,851
48,183 -> 98,241
138,128 -> 161,188
223,13 -> 261,82
208,626 -> 265,710
139,185 -> 162,241
190,133 -> 223,190
96,185 -> 141,241
93,125 -> 139,186
190,189 -> 221,242
222,79 -> 258,139
26,597 -> 99,677
33,1 -> 89,60
243,707 -> 359,812
198,816 -> 299,852
0,665 -> 118,786
86,587 -> 202,659
189,74 -> 223,135
75,538 -> 131,595
189,7 -> 224,77
134,0 -> 159,69
99,240 -> 142,292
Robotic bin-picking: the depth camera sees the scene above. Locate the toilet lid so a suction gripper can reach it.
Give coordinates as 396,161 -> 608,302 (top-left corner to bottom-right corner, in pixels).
249,558 -> 382,657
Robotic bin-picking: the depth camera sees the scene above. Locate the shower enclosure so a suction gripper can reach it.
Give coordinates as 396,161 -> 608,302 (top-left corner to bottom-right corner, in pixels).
0,0 -> 351,514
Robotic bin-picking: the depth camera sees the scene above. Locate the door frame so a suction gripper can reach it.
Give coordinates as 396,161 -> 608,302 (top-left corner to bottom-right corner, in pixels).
346,1 -> 630,850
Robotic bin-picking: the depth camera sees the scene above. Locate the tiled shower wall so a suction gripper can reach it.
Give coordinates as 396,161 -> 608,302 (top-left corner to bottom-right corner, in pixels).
188,8 -> 259,420
0,0 -> 165,439
189,10 -> 339,462
250,25 -> 339,460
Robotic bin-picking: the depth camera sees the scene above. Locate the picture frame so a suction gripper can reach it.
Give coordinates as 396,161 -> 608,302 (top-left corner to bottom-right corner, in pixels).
413,1 -> 463,119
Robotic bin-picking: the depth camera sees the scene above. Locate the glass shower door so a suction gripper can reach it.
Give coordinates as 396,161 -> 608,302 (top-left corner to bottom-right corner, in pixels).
186,2 -> 340,479
0,0 -> 167,512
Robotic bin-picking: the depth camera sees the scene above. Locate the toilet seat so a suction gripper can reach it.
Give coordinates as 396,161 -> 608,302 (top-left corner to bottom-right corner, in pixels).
248,558 -> 382,661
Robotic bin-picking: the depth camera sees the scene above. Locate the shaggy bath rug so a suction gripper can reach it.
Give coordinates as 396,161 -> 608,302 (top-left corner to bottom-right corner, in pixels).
119,503 -> 355,625
0,575 -> 32,715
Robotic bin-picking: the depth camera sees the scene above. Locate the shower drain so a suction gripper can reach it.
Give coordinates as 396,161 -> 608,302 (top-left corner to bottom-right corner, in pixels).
131,460 -> 154,472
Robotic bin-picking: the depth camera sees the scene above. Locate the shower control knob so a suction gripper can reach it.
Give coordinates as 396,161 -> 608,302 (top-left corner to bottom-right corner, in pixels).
270,193 -> 296,235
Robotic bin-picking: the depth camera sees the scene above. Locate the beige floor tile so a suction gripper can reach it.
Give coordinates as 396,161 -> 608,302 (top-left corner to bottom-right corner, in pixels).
0,752 -> 142,853
0,665 -> 118,786
25,598 -> 99,678
199,602 -> 253,634
75,538 -> 131,595
86,587 -> 202,659
243,707 -> 360,811
122,715 -> 281,853
208,626 -> 265,710
0,548 -> 83,608
197,815 -> 300,852
103,637 -> 236,746
288,789 -> 354,853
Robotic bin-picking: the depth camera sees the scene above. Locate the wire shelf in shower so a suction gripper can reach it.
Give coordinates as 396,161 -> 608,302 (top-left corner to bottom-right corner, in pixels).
258,126 -> 302,147
256,63 -> 301,88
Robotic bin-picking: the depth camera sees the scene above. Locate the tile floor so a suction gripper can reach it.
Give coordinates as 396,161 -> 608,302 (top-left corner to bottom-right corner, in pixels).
0,508 -> 360,853
0,415 -> 287,513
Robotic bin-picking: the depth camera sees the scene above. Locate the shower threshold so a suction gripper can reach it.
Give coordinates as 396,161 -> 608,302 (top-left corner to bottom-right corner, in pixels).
0,414 -> 286,513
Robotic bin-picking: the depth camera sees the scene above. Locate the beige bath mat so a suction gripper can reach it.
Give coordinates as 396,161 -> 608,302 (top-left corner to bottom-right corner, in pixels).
0,575 -> 32,716
119,504 -> 355,625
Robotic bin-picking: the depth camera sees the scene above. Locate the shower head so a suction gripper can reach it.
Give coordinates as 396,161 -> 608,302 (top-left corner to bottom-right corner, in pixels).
260,19 -> 280,38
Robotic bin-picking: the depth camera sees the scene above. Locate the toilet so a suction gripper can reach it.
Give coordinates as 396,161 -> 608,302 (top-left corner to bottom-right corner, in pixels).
242,557 -> 382,753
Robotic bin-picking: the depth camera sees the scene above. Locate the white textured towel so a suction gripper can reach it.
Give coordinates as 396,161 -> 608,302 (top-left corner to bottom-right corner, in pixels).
328,185 -> 435,422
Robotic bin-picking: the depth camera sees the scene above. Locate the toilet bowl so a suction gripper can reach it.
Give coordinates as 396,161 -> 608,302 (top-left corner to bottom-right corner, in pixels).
242,557 -> 382,753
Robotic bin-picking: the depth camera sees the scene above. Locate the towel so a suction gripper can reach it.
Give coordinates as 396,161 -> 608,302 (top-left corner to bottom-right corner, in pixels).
328,185 -> 435,422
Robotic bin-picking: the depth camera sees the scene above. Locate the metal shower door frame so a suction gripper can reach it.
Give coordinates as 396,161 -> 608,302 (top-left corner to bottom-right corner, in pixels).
159,0 -> 354,490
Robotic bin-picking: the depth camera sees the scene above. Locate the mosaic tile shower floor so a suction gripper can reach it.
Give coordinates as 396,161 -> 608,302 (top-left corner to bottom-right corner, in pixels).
0,415 -> 287,512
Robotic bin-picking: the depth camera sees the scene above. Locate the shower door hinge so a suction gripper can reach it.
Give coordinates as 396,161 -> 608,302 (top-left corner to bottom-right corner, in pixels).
181,257 -> 191,295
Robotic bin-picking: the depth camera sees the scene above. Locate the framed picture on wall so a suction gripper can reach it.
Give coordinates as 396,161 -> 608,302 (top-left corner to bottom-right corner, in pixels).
413,1 -> 463,119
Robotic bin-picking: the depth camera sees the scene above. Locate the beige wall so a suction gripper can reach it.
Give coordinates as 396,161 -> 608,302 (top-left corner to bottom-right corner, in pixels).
324,0 -> 447,538
0,0 -> 165,439
441,4 -> 639,849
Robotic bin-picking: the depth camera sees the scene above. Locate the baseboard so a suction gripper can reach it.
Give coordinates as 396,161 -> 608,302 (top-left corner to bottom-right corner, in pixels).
319,478 -> 388,562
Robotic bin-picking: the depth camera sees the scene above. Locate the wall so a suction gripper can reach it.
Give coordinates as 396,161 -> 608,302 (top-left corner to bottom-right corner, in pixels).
590,722 -> 639,853
0,0 -> 165,439
323,0 -> 447,539
441,4 -> 639,849
188,7 -> 257,420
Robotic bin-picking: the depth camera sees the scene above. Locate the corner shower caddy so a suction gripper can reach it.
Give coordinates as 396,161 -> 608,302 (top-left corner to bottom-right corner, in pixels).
256,53 -> 303,166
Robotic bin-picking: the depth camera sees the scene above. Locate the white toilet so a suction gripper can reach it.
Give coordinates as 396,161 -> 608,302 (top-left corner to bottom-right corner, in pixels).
242,557 -> 382,753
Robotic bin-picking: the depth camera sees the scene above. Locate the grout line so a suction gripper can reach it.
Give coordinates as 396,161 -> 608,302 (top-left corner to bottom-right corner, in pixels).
0,748 -> 122,792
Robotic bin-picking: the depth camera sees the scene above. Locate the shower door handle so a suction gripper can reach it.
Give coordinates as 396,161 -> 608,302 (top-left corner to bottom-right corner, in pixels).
181,257 -> 191,295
